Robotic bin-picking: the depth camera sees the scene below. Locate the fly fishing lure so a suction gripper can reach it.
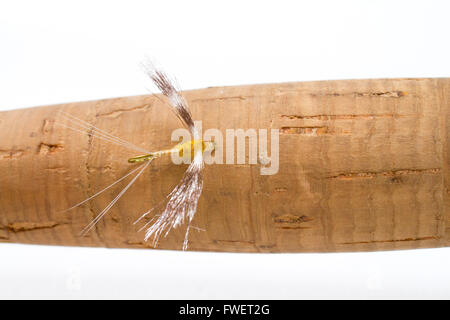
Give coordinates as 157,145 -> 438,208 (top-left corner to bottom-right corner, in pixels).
58,62 -> 215,250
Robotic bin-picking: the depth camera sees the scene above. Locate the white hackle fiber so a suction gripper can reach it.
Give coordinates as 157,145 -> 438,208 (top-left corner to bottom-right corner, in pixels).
139,151 -> 204,250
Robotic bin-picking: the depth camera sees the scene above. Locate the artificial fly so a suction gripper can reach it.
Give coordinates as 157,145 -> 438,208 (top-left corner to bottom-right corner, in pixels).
57,62 -> 214,250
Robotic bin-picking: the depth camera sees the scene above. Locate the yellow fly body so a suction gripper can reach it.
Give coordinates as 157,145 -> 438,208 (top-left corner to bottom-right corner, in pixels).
128,140 -> 215,163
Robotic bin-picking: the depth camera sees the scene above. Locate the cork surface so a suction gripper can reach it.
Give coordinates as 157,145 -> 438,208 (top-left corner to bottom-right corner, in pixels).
0,78 -> 448,252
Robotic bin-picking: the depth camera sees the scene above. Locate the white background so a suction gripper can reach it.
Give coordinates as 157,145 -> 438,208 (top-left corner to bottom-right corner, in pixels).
0,0 -> 449,299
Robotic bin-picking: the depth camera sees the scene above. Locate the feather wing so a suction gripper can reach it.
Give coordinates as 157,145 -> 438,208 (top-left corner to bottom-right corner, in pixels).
142,153 -> 203,250
142,61 -> 198,138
